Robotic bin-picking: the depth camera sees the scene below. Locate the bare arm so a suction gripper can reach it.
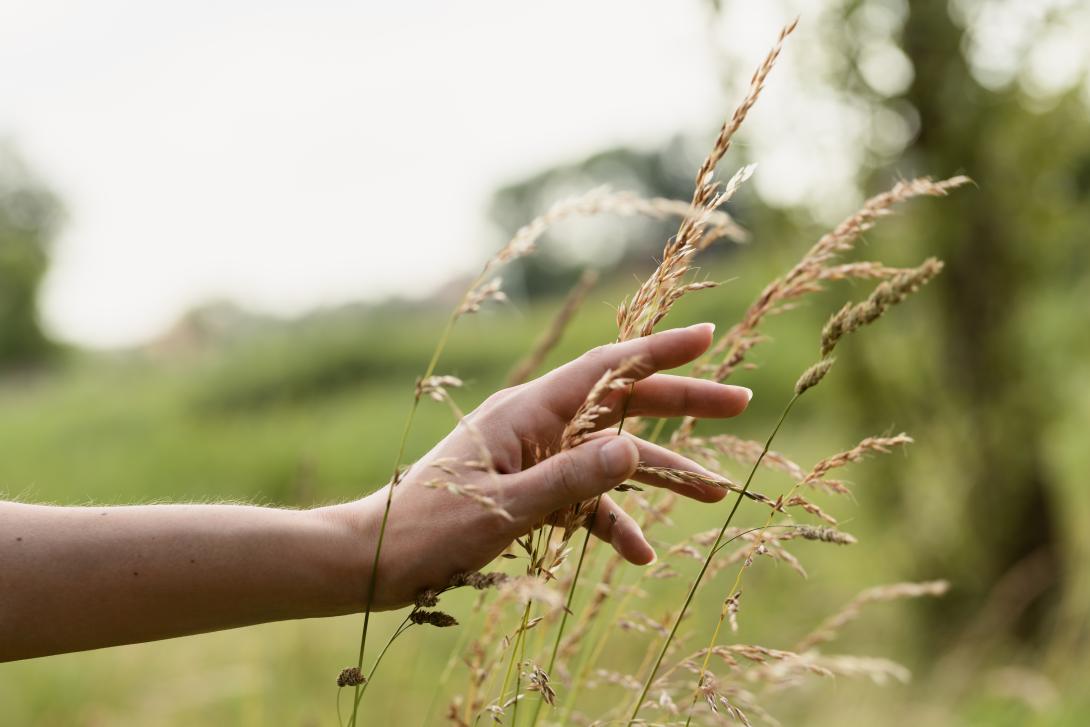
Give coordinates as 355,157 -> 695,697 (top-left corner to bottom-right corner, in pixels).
0,501 -> 364,661
0,324 -> 750,662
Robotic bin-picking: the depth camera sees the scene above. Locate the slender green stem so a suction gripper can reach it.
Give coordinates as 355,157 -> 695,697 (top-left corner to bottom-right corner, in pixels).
512,603 -> 531,725
558,548 -> 647,724
349,308 -> 462,727
682,497 -> 812,723
525,383 -> 638,725
537,418 -> 669,727
496,601 -> 533,721
527,498 -> 599,727
521,380 -> 645,726
548,503 -> 599,675
421,608 -> 476,727
354,616 -> 414,708
626,392 -> 800,724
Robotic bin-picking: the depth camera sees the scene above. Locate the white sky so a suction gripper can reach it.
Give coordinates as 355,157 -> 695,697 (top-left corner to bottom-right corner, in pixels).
4,0 -> 1088,347
0,0 -> 736,347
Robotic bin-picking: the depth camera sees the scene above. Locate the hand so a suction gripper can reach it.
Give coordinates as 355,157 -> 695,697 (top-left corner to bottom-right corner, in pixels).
323,323 -> 751,610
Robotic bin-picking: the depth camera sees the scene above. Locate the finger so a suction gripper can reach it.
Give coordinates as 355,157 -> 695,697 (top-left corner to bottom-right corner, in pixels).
591,494 -> 656,565
500,435 -> 639,524
583,432 -> 730,503
534,323 -> 716,417
594,374 -> 751,428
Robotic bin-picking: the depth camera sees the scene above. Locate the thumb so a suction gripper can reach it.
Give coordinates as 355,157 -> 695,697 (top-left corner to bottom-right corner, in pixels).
502,436 -> 639,524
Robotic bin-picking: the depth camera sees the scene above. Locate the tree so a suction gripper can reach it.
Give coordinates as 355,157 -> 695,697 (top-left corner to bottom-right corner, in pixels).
0,145 -> 62,368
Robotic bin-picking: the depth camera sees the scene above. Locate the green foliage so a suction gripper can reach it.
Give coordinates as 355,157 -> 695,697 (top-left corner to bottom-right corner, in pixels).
0,146 -> 61,368
6,246 -> 1087,724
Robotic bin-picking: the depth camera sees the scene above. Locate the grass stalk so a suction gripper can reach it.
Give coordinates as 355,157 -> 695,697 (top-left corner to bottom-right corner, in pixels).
531,417 -> 669,726
354,615 -> 414,707
495,601 -> 533,723
626,391 -> 800,724
682,479 -> 811,725
557,560 -> 647,724
348,305 -> 464,727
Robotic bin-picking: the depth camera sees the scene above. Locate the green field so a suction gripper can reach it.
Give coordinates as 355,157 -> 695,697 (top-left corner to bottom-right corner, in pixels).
3,248 -> 1090,726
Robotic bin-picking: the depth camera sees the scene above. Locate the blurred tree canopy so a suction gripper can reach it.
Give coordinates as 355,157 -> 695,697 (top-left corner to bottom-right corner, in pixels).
870,0 -> 1090,643
489,137 -> 764,298
487,0 -> 1090,652
0,145 -> 61,368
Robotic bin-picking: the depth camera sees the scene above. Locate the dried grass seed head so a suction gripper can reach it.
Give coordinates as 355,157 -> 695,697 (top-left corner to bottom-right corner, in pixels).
337,667 -> 366,688
794,358 -> 836,396
449,570 -> 510,591
696,176 -> 968,388
416,374 -> 464,402
820,258 -> 945,357
410,609 -> 459,628
615,20 -> 796,343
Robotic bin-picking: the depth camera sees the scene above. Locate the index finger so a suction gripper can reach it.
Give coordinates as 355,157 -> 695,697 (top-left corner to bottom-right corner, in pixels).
535,323 -> 716,415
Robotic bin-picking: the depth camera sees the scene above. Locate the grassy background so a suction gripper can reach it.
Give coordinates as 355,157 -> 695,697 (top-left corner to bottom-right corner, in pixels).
3,243 -> 1090,725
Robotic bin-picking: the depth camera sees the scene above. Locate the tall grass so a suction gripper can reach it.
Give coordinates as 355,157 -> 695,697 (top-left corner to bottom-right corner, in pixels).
342,189 -> 746,726
341,19 -> 970,727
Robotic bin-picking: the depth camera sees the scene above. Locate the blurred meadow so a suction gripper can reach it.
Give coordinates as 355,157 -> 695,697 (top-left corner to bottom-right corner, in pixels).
3,1 -> 1090,725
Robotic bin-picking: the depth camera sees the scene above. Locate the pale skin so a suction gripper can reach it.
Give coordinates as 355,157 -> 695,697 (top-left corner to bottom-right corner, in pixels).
0,323 -> 750,662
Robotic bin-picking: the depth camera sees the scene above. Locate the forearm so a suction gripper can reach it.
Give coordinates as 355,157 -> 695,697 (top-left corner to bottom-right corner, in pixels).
0,501 -> 368,661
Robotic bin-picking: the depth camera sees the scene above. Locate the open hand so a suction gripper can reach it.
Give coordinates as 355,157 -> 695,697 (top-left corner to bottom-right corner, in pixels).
328,323 -> 751,609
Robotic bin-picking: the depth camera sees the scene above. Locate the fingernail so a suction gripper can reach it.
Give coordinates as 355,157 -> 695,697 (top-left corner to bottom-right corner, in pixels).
600,438 -> 636,478
740,386 -> 753,403
688,322 -> 715,335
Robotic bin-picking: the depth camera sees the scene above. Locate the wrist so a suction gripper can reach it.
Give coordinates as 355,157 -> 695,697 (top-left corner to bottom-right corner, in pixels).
305,501 -> 377,616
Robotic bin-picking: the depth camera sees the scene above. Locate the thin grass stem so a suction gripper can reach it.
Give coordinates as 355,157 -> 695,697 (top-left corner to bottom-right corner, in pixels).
495,601 -> 533,723
353,615 -> 414,713
626,391 -> 800,724
348,303 -> 466,726
682,473 -> 817,724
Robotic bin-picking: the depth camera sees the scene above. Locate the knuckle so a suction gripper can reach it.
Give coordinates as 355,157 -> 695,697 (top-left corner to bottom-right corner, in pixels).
474,386 -> 518,419
551,451 -> 584,501
484,387 -> 513,407
582,344 -> 613,366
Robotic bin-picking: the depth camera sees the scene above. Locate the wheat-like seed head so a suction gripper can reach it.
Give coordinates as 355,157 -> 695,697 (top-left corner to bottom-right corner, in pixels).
687,434 -> 807,482
802,433 -> 913,485
614,21 -> 800,344
695,176 -> 970,387
794,358 -> 836,396
460,186 -> 748,323
794,580 -> 950,652
617,164 -> 757,342
820,258 -> 945,356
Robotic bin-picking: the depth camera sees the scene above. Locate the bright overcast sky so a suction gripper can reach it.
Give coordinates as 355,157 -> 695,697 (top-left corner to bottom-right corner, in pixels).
4,0 -> 1088,347
0,0 -> 755,347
